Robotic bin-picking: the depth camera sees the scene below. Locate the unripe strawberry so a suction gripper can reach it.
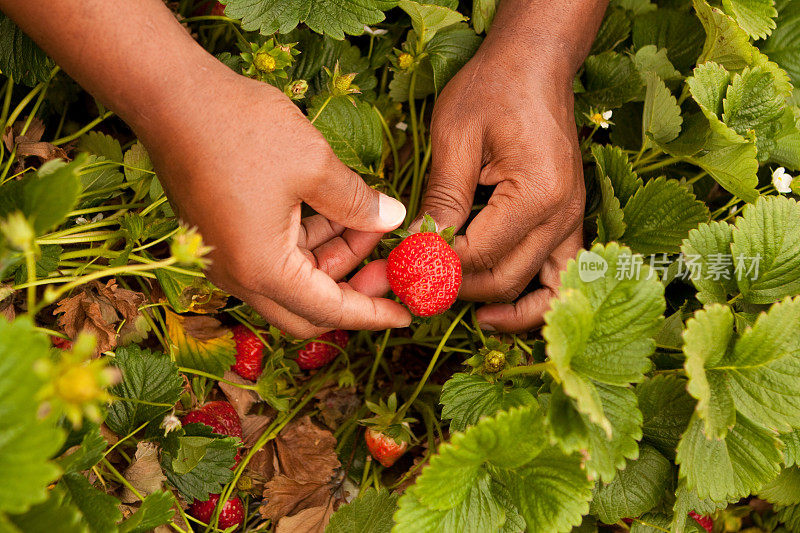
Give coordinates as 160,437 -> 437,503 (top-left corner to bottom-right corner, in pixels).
295,330 -> 349,370
254,52 -> 277,72
231,325 -> 265,381
188,494 -> 244,530
398,52 -> 413,70
387,232 -> 461,317
284,79 -> 308,100
365,427 -> 408,467
483,350 -> 505,373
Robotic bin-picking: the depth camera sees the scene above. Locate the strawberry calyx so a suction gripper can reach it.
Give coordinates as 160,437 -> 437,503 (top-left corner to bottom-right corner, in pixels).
381,214 -> 455,251
464,337 -> 522,378
360,393 -> 416,445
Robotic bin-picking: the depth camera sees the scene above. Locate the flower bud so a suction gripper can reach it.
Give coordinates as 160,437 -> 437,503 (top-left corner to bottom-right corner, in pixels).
398,53 -> 414,70
254,52 -> 277,72
0,212 -> 34,250
284,79 -> 309,100
483,350 -> 505,373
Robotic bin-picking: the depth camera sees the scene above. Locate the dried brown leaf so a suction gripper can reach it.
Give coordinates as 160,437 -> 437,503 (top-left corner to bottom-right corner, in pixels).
0,285 -> 16,322
53,280 -> 146,354
314,385 -> 359,430
180,315 -> 229,340
121,443 -> 165,503
275,498 -> 336,533
274,416 -> 339,485
260,476 -> 332,521
219,371 -> 260,417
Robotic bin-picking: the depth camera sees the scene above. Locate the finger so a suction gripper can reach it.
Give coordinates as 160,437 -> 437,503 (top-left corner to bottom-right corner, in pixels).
310,229 -> 383,280
455,148 -> 579,274
302,158 -> 406,233
458,220 -> 571,302
298,214 -> 345,249
475,228 -> 582,333
348,259 -> 391,297
268,248 -> 411,331
413,122 -> 482,232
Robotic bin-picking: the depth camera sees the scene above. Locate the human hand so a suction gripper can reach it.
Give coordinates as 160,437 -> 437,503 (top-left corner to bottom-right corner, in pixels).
140,69 -> 411,337
418,41 -> 585,333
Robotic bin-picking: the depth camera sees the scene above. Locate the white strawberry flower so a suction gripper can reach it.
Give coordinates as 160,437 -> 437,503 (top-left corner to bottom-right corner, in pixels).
363,25 -> 388,36
772,167 -> 793,194
395,121 -> 408,131
590,110 -> 613,129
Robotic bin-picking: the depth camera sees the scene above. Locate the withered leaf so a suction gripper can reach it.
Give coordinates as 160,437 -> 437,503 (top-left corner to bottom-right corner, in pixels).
219,370 -> 260,417
275,498 -> 336,533
260,476 -> 332,521
274,416 -> 340,484
54,280 -> 146,354
314,385 -> 359,430
3,118 -> 67,162
121,443 -> 166,503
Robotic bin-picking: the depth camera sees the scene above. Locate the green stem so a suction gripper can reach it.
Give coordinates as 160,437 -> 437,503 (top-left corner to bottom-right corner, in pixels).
405,69 -> 421,225
52,111 -> 114,145
24,245 -> 37,315
177,367 -> 258,390
365,329 -> 391,401
101,457 -> 144,501
500,361 -> 555,379
396,305 -> 470,421
310,95 -> 332,124
637,155 -> 683,174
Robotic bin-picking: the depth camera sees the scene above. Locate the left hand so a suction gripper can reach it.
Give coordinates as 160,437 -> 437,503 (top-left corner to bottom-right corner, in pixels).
417,40 -> 585,333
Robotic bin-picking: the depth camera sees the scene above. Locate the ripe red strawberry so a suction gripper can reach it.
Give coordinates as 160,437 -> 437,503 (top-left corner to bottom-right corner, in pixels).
295,330 -> 349,370
183,401 -> 243,439
188,493 -> 244,530
365,427 -> 408,467
386,232 -> 461,317
211,1 -> 225,15
231,325 -> 265,381
689,511 -> 713,532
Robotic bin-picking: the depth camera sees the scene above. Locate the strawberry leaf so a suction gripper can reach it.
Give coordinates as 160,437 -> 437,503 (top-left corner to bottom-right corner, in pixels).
59,472 -> 122,533
326,488 -> 397,533
632,8 -> 705,72
164,310 -> 236,376
397,0 -> 466,45
160,434 -> 237,501
106,345 -> 183,436
759,0 -> 800,86
591,144 -> 643,207
642,72 -> 682,148
118,491 -> 175,533
758,466 -> 800,505
439,373 -> 535,432
0,14 -> 52,87
309,96 -> 382,173
721,0 -> 778,40
680,221 -> 737,305
694,0 -> 758,70
782,428 -> 800,467
4,488 -> 86,533
636,375 -> 696,459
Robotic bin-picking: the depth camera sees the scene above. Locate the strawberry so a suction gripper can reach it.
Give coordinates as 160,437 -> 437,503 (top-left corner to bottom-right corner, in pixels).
386,218 -> 461,317
50,336 -> 73,350
183,401 -> 243,439
211,1 -> 225,16
231,325 -> 265,381
295,330 -> 349,370
689,511 -> 713,532
188,493 -> 244,530
365,427 -> 408,467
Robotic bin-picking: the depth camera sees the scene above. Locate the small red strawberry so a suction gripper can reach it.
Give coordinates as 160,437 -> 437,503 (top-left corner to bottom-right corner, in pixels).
365,427 -> 408,468
211,1 -> 225,16
386,216 -> 461,317
183,401 -> 243,439
50,336 -> 73,350
188,493 -> 244,530
231,325 -> 265,381
295,330 -> 349,370
361,393 -> 415,468
689,511 -> 713,532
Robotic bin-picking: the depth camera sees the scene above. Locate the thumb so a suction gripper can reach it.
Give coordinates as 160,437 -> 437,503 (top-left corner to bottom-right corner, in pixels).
413,130 -> 481,232
303,159 -> 406,233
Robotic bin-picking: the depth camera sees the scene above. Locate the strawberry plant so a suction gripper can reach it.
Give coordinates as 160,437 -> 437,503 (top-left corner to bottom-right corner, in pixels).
1,0 -> 800,532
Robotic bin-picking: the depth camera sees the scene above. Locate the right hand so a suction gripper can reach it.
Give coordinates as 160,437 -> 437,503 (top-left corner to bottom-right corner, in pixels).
139,69 -> 412,338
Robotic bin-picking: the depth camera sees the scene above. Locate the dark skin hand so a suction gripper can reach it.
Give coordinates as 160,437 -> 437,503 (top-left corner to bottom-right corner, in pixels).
0,0 -> 412,338
418,0 -> 608,332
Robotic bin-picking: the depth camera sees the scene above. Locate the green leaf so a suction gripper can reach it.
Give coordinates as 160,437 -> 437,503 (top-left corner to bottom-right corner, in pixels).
439,373 -> 535,432
776,503 -> 800,531
79,156 -> 125,203
591,144 -> 643,206
78,132 -> 123,164
0,13 -> 52,86
397,0 -> 466,45
161,435 -> 237,501
672,478 -> 733,533
683,304 -> 737,439
758,466 -> 800,504
58,425 -> 106,474
759,0 -> 800,86
621,177 -> 709,255
60,473 -> 122,533
0,319 -> 64,514
694,0 -> 758,70
732,196 -> 800,304
118,491 -> 175,533
636,375 -> 696,459
687,137 -> 759,203
496,448 -> 594,533
394,472 -> 505,533
770,108 -> 800,171
595,171 -> 626,244
590,7 -> 631,55
680,221 -> 738,305
782,428 -> 800,466
471,0 -> 497,33
223,0 -> 386,39
310,96 -> 382,172
413,405 -> 547,510
642,72 -> 683,148
326,488 -> 397,533
543,243 -> 665,433
20,157 -> 84,235
581,51 -> 644,110
164,310 -> 236,376
106,345 -> 183,436
676,413 -> 782,501
632,8 -> 705,72
5,488 -> 87,533
547,383 -> 643,483
10,244 -> 62,285
590,444 -> 673,524
633,45 -> 682,84
427,24 -> 481,92
721,0 -> 778,40
122,142 -> 153,187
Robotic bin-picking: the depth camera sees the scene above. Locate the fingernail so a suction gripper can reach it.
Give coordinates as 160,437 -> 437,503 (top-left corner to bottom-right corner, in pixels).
378,193 -> 406,228
479,323 -> 496,332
